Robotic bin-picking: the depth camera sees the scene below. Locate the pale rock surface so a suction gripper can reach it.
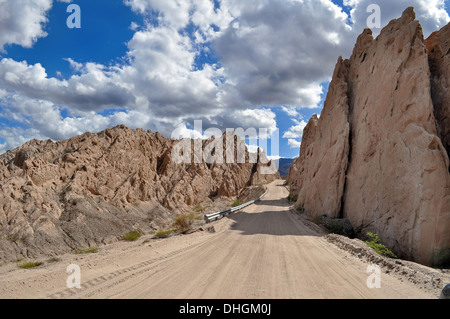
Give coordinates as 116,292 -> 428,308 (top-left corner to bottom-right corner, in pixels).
288,8 -> 450,266
0,125 -> 279,262
286,57 -> 350,218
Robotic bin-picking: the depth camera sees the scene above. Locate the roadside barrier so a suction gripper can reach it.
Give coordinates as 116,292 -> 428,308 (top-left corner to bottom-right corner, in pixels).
204,187 -> 268,223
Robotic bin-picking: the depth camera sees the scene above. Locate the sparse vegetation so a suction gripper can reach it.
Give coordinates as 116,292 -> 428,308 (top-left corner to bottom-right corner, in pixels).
172,212 -> 196,233
47,257 -> 62,263
75,247 -> 99,254
314,216 -> 354,238
364,232 -> 397,259
231,199 -> 243,207
18,261 -> 43,269
122,230 -> 141,242
296,204 -> 305,213
155,229 -> 175,238
432,247 -> 450,269
287,194 -> 298,202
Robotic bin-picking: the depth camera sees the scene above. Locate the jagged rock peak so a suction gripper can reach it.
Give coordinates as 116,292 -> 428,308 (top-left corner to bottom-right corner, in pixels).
402,6 -> 416,20
287,8 -> 450,267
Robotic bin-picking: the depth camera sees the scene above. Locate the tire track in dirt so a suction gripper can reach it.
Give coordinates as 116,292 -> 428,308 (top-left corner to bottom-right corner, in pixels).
46,238 -> 212,299
9,180 -> 437,299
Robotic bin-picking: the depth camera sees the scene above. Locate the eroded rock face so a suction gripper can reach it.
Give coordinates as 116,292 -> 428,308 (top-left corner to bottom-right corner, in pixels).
286,57 -> 350,218
426,23 -> 450,158
0,125 -> 279,262
288,8 -> 450,266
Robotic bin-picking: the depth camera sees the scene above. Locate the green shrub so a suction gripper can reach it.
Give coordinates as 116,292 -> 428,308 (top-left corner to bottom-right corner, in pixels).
232,199 -> 243,207
172,212 -> 196,233
317,216 -> 354,238
432,247 -> 450,269
122,230 -> 141,242
18,261 -> 43,269
75,247 -> 98,254
155,229 -> 175,238
364,232 -> 397,258
287,194 -> 298,202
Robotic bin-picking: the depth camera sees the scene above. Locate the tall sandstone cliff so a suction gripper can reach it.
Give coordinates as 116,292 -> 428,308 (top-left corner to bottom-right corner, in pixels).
287,8 -> 450,266
0,125 -> 278,262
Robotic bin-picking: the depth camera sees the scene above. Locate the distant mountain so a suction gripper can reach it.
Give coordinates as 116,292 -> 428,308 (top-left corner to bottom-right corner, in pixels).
276,157 -> 296,177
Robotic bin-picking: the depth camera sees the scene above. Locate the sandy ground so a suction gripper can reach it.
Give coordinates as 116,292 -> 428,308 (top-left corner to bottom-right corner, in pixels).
0,180 -> 446,299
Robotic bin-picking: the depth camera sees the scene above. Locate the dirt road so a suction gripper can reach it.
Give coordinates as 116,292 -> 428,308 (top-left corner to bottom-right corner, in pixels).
0,180 -> 438,299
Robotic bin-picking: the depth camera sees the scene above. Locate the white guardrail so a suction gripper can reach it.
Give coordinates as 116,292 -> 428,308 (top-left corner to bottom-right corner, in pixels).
204,187 -> 269,223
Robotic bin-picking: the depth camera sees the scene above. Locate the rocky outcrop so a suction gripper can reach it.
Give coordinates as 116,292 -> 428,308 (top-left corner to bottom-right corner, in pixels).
0,125 -> 279,262
287,8 -> 450,266
286,57 -> 350,218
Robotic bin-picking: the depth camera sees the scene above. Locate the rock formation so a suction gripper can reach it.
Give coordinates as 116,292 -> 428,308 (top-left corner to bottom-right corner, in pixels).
287,57 -> 350,218
426,23 -> 450,157
0,125 -> 278,262
287,8 -> 450,267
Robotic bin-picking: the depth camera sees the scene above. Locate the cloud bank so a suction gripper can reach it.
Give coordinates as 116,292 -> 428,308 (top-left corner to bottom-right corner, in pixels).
0,0 -> 448,154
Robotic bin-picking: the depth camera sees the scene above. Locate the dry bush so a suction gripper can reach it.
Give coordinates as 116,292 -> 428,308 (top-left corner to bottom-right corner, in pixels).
172,212 -> 196,233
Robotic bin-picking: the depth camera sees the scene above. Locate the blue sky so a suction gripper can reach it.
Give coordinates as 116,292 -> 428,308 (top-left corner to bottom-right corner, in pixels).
0,0 -> 449,159
1,7 -> 139,85
4,1 -> 142,79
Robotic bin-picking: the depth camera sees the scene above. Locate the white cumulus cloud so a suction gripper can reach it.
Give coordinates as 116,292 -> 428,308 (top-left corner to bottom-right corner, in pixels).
0,0 -> 449,154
